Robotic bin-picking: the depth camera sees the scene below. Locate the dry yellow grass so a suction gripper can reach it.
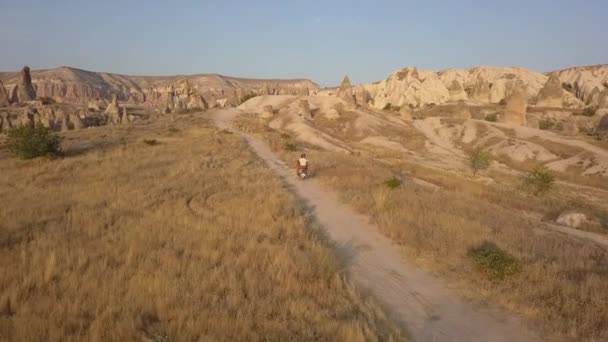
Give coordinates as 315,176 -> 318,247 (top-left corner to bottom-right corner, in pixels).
237,115 -> 608,341
0,115 -> 403,341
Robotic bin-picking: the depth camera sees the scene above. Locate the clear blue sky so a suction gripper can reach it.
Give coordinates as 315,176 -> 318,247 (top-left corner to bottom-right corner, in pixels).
1,0 -> 606,86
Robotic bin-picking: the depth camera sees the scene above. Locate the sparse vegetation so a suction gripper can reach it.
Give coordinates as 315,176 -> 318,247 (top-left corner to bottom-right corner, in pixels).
538,118 -> 555,130
232,106 -> 608,341
284,142 -> 298,151
382,103 -> 400,112
167,127 -> 181,134
467,148 -> 493,175
579,106 -> 597,117
384,177 -> 402,189
239,92 -> 258,105
6,123 -> 63,159
0,117 -> 402,341
467,241 -> 521,280
524,166 -> 556,195
483,113 -> 498,122
143,138 -> 160,146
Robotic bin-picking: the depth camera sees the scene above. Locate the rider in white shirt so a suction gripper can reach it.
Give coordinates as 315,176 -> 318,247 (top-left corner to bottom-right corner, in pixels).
296,153 -> 308,176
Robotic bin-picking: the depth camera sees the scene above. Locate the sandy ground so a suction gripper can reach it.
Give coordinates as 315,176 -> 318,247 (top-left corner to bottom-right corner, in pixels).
213,108 -> 539,342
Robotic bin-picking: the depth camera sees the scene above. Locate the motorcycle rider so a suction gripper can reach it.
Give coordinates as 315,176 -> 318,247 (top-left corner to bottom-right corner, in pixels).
296,153 -> 309,177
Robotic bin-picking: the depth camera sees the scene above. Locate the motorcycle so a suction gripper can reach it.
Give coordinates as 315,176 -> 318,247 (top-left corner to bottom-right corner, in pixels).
297,168 -> 308,180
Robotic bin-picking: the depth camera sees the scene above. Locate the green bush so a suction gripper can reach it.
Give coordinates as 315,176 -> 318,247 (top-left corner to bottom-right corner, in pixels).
484,113 -> 498,122
284,142 -> 298,151
467,241 -> 521,280
384,177 -> 402,189
467,148 -> 493,175
6,123 -> 63,159
524,166 -> 555,195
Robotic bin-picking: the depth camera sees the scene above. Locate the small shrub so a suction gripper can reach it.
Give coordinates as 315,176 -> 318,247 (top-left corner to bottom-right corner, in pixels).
484,113 -> 498,122
538,119 -> 555,130
498,99 -> 507,106
383,177 -> 402,189
467,148 -> 493,175
467,241 -> 521,280
6,123 -> 63,159
581,107 -> 596,117
168,127 -> 181,133
524,166 -> 555,195
280,133 -> 291,139
220,129 -> 233,134
382,103 -> 400,112
143,139 -> 160,146
239,93 -> 258,105
284,142 -> 298,151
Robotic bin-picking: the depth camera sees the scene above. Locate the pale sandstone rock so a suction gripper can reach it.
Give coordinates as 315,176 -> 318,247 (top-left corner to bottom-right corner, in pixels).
399,106 -> 413,120
454,101 -> 472,119
21,107 -> 36,127
0,80 -> 9,107
447,80 -> 468,102
259,105 -> 274,119
121,107 -> 129,124
298,100 -> 313,119
502,81 -> 528,126
556,212 -> 587,228
71,112 -> 85,129
536,74 -> 564,107
337,76 -> 355,104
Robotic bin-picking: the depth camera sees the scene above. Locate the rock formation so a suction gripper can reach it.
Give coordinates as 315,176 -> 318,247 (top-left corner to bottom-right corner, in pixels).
399,106 -> 413,120
37,107 -> 55,128
261,83 -> 271,96
0,66 -> 320,108
595,114 -> 608,135
260,105 -> 274,119
21,107 -> 36,127
325,104 -> 342,120
15,66 -> 37,103
447,80 -> 468,102
502,81 -> 528,126
471,80 -> 491,103
536,74 -> 564,107
337,76 -> 355,104
60,112 -> 70,131
71,112 -> 85,129
1,112 -> 13,131
453,101 -> 472,119
0,80 -> 9,107
105,95 -> 121,123
121,107 -> 129,124
298,99 -> 313,119
556,212 -> 587,228
353,87 -> 370,106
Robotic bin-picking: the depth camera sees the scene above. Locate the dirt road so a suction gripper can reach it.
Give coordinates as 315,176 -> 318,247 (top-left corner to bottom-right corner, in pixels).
213,108 -> 539,342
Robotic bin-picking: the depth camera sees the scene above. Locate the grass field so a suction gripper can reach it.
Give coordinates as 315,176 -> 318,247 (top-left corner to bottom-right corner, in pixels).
0,115 -> 403,341
236,114 -> 608,341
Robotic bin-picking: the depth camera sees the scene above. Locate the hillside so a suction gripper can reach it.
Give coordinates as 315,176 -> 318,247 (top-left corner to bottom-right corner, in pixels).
0,66 -> 320,107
